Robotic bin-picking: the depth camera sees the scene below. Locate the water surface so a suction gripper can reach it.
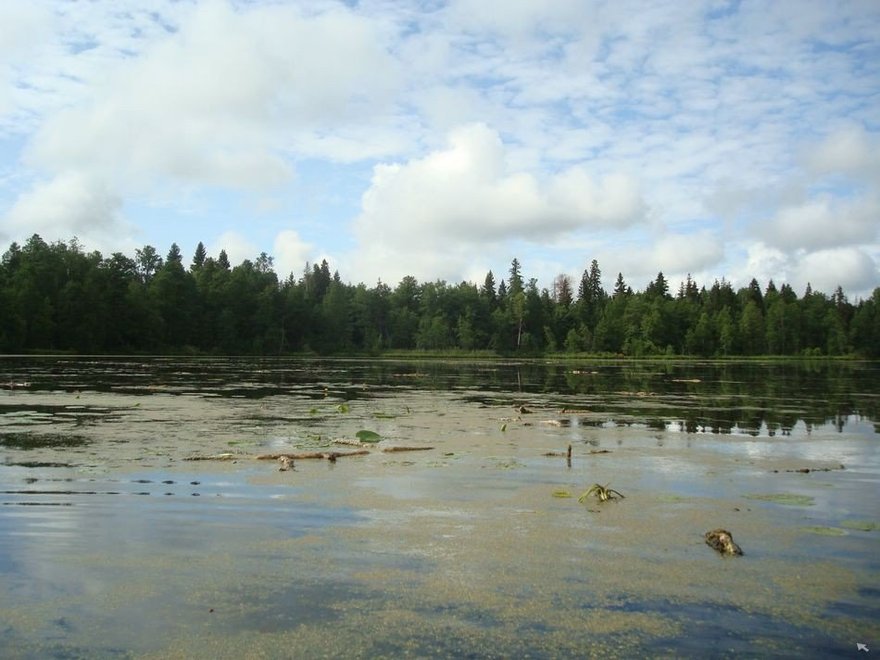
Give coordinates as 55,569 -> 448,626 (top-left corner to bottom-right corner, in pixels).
1,357 -> 878,657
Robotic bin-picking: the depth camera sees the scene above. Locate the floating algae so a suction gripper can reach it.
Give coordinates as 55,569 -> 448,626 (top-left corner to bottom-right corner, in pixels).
744,493 -> 815,506
799,526 -> 847,536
840,520 -> 880,532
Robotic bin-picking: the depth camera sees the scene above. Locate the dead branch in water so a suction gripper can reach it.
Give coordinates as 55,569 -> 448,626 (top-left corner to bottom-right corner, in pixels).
183,453 -> 239,461
256,450 -> 370,462
381,446 -> 434,453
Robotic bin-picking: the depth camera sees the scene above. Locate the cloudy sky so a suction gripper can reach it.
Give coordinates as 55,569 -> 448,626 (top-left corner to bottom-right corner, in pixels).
1,0 -> 878,297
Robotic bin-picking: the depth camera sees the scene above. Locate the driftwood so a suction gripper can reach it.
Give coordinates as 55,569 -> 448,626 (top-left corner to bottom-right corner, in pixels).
256,450 -> 370,462
183,453 -> 239,461
333,438 -> 366,447
381,446 -> 434,453
773,464 -> 845,474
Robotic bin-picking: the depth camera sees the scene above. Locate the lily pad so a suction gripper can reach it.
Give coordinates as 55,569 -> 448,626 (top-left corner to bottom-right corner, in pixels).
840,520 -> 880,532
356,430 -> 382,443
744,493 -> 815,506
800,526 -> 846,536
336,403 -> 350,414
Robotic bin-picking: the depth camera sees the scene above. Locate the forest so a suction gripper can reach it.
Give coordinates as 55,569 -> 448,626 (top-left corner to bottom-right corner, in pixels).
1,234 -> 878,357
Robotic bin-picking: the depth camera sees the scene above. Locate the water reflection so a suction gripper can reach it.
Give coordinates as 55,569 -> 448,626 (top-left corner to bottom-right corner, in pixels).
2,357 -> 877,437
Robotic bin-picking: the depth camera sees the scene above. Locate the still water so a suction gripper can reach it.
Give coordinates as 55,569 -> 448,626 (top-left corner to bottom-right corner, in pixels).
1,356 -> 878,658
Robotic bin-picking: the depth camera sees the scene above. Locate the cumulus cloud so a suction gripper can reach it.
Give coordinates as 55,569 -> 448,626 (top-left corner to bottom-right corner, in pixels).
26,1 -> 398,191
732,241 -> 879,299
1,0 -> 879,297
649,232 -> 725,275
4,171 -> 123,238
807,125 -> 880,183
790,247 -> 879,298
348,123 -> 647,283
208,230 -> 257,268
353,123 -> 645,262
760,195 -> 879,251
273,229 -> 313,279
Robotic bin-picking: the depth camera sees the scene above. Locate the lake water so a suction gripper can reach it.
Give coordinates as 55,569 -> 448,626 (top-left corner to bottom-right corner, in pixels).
1,356 -> 878,658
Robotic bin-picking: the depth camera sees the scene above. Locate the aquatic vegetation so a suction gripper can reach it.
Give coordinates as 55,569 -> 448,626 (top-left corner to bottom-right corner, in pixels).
744,493 -> 815,506
0,433 -> 90,449
705,529 -> 743,556
799,526 -> 846,536
552,489 -> 573,498
578,483 -> 625,503
336,403 -> 350,413
840,520 -> 880,532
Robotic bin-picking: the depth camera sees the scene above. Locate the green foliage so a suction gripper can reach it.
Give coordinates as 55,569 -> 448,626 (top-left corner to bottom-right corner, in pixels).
0,236 -> 873,358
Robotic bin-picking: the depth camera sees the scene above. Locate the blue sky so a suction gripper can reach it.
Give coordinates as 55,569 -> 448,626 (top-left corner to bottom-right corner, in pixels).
1,0 -> 878,297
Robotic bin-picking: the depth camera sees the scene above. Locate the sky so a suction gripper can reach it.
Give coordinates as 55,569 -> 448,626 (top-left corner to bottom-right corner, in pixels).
1,0 -> 879,298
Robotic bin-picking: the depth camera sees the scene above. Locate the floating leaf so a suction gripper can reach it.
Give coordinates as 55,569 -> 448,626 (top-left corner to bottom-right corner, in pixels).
552,490 -> 572,498
840,520 -> 880,532
372,412 -> 397,419
501,423 -> 507,432
336,403 -> 350,413
744,493 -> 815,506
356,430 -> 382,443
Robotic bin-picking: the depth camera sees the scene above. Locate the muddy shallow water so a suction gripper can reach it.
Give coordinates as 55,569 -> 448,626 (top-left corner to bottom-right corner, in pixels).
1,357 -> 878,658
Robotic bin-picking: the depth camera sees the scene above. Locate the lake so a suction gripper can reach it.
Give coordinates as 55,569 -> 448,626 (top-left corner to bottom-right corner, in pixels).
1,356 -> 878,658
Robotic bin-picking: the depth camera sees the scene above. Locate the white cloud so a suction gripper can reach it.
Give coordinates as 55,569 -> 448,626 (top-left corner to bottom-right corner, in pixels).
0,2 -> 54,122
26,1 -> 399,191
349,123 -> 646,284
790,247 -> 879,298
808,125 -> 880,182
761,195 -> 879,251
209,230 -> 257,268
358,122 -> 643,242
0,0 -> 878,298
650,232 -> 725,276
273,230 -> 313,280
4,171 -> 123,238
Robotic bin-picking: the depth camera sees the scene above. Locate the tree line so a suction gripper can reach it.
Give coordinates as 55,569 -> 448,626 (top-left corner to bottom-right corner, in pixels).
1,234 -> 878,357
